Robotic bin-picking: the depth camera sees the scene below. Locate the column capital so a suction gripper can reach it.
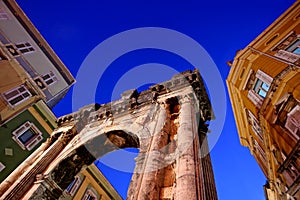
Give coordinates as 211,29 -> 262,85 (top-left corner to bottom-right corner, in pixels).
178,95 -> 192,105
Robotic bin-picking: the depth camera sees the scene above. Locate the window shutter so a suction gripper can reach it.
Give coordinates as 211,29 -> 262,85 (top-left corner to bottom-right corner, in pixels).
254,140 -> 266,162
247,110 -> 263,140
285,105 -> 300,139
275,50 -> 300,63
255,70 -> 273,85
248,90 -> 263,107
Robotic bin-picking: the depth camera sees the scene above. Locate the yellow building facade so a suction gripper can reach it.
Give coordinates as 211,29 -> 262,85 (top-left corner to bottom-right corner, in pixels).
62,163 -> 122,200
227,1 -> 300,199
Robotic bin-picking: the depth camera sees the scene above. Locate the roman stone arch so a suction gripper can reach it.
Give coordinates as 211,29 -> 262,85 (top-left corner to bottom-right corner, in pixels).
0,70 -> 218,200
51,129 -> 140,191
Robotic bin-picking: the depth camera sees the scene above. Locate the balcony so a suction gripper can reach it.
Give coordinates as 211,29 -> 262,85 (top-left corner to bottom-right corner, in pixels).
277,140 -> 300,198
275,50 -> 300,65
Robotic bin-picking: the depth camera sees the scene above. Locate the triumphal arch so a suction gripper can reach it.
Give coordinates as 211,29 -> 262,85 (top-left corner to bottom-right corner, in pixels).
0,69 -> 218,200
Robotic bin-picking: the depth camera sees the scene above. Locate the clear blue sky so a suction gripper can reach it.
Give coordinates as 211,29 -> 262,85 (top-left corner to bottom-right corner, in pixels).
17,0 -> 295,199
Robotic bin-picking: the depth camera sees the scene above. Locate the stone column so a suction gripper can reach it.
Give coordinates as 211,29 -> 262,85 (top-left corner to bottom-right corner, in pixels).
1,126 -> 76,200
1,138 -> 65,200
134,103 -> 169,200
175,96 -> 197,199
198,129 -> 218,200
0,140 -> 50,197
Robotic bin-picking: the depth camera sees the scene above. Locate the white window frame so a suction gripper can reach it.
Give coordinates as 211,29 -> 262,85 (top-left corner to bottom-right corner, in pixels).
15,42 -> 35,54
248,90 -> 263,107
2,85 -> 32,107
42,71 -> 58,86
275,35 -> 300,63
0,162 -> 5,172
83,188 -> 98,200
253,79 -> 270,98
65,176 -> 81,196
255,70 -> 273,85
248,70 -> 273,107
5,44 -> 19,57
12,121 -> 43,151
285,105 -> 300,140
286,38 -> 300,54
247,110 -> 263,141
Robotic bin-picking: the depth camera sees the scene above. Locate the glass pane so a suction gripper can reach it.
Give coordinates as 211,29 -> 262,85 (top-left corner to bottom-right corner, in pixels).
18,129 -> 35,144
45,79 -> 54,85
18,87 -> 25,92
16,43 -> 25,48
66,178 -> 77,192
20,49 -> 29,53
292,47 -> 300,55
253,79 -> 262,92
9,96 -> 23,105
261,82 -> 270,91
42,74 -> 50,80
87,195 -> 95,200
286,39 -> 300,52
4,90 -> 19,99
258,89 -> 267,98
22,92 -> 30,98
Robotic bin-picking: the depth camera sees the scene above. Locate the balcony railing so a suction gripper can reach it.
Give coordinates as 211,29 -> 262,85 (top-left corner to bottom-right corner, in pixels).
277,140 -> 300,197
275,50 -> 300,65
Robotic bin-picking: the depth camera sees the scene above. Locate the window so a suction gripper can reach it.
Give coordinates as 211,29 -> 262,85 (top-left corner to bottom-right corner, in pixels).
247,110 -> 263,141
42,71 -> 57,86
15,42 -> 35,54
83,188 -> 98,200
285,105 -> 300,140
86,194 -> 96,200
0,162 -> 5,172
65,176 -> 81,196
254,139 -> 266,162
34,77 -> 46,90
12,121 -> 43,151
286,39 -> 300,55
0,8 -> 9,20
3,85 -> 32,107
5,44 -> 19,57
274,34 -> 300,63
247,70 -> 272,107
34,71 -> 58,90
275,50 -> 300,63
253,79 -> 270,98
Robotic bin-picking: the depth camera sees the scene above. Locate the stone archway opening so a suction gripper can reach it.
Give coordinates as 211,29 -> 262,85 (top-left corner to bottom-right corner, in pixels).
95,147 -> 140,198
51,129 -> 140,196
